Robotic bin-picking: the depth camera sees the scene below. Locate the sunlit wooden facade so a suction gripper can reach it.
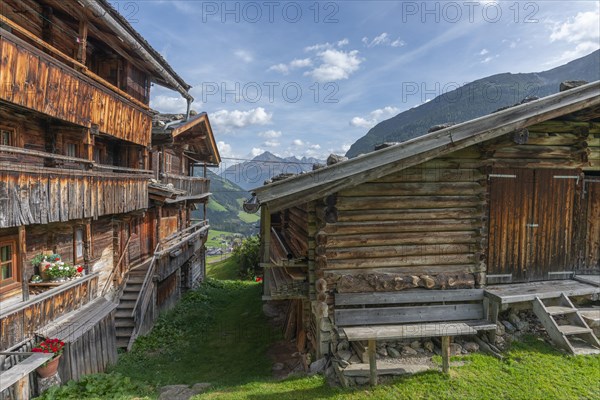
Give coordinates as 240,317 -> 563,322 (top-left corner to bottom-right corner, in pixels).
0,1 -> 219,396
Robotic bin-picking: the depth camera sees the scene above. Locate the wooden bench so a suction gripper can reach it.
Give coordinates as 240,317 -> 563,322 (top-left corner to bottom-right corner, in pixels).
335,289 -> 495,385
0,352 -> 53,399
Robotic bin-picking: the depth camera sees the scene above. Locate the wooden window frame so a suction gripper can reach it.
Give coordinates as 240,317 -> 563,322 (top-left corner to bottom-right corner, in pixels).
74,227 -> 84,264
1,128 -> 14,146
0,237 -> 19,295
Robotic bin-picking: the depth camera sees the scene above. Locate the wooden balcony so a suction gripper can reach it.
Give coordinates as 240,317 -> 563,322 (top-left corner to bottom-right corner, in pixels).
161,174 -> 210,202
0,147 -> 151,229
0,273 -> 98,350
0,30 -> 152,146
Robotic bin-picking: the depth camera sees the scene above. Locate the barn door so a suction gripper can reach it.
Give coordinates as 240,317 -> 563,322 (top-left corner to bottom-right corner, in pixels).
488,168 -> 579,283
488,169 -> 534,283
581,178 -> 600,271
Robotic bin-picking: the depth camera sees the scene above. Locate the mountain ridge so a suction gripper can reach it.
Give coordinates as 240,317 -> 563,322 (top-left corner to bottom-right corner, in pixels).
346,50 -> 600,157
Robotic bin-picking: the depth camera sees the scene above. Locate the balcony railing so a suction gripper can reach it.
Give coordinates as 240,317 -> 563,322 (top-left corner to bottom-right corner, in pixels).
0,30 -> 152,146
162,173 -> 210,200
0,146 -> 151,229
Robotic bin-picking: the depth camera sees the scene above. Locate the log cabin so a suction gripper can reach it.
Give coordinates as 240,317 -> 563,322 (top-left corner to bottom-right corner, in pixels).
0,1 -> 220,397
249,81 -> 600,384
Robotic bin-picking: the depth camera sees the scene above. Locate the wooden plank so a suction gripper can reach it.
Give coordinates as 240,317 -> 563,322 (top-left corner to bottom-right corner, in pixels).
0,353 -> 53,392
335,304 -> 484,326
342,322 -> 477,341
484,280 -> 600,304
335,289 -> 484,306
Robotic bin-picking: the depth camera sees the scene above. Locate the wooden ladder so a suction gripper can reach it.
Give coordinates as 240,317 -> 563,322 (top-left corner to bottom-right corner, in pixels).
532,293 -> 600,355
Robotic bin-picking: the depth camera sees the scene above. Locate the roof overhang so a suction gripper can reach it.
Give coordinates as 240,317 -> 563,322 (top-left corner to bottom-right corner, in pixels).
152,113 -> 221,166
253,81 -> 600,213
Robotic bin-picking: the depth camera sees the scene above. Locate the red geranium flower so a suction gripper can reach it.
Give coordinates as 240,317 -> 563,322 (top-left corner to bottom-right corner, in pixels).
255,277 -> 263,282
76,266 -> 84,273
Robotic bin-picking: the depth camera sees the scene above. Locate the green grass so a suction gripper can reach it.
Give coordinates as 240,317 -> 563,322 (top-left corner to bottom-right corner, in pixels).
237,211 -> 260,223
37,264 -> 600,400
206,257 -> 239,280
112,280 -> 277,389
207,200 -> 227,212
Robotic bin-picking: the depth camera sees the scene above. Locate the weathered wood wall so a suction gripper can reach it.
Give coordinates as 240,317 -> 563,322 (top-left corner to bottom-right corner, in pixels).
0,168 -> 148,228
316,149 -> 485,294
0,274 -> 98,350
582,179 -> 600,271
90,217 -> 116,290
0,32 -> 152,146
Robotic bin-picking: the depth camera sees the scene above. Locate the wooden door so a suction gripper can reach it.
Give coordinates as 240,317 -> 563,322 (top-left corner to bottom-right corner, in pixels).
488,168 -> 533,282
488,168 -> 579,283
582,178 -> 600,271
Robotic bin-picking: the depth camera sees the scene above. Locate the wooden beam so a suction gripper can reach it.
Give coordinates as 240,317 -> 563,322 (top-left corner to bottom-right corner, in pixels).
18,226 -> 28,301
84,220 -> 92,272
261,205 -> 271,264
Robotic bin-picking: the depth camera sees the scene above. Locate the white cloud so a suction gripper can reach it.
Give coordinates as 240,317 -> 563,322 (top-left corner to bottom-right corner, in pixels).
309,144 -> 321,150
337,38 -> 349,47
304,39 -> 348,52
550,9 -> 600,43
217,141 -> 234,158
263,140 -> 280,147
267,63 -> 289,74
292,139 -> 304,146
305,49 -> 363,82
350,106 -> 399,129
258,130 -> 282,138
234,50 -> 253,63
481,56 -> 493,64
211,107 -> 272,131
250,148 -> 264,157
479,48 -> 489,55
548,8 -> 600,64
362,33 -> 405,48
268,58 -> 312,75
149,95 -> 186,113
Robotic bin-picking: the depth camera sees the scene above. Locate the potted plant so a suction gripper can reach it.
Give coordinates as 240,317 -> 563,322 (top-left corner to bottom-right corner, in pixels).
32,338 -> 65,378
32,253 -> 61,281
45,262 -> 77,282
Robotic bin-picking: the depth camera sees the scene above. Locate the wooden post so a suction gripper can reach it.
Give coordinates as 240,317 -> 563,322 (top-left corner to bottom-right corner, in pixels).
77,19 -> 88,66
156,205 -> 162,244
368,339 -> 377,385
84,220 -> 92,273
441,336 -> 450,374
260,205 -> 271,266
488,301 -> 500,343
18,226 -> 29,301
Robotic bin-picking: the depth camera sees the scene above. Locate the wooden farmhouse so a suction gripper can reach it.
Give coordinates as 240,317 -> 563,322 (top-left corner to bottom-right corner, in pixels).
250,81 -> 600,384
0,0 -> 220,397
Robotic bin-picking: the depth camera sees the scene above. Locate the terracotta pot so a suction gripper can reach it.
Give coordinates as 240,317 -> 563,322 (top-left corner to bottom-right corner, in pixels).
39,262 -> 51,281
36,355 -> 61,378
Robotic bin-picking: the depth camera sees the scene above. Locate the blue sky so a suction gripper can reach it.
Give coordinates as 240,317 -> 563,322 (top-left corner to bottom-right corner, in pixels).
124,1 -> 600,161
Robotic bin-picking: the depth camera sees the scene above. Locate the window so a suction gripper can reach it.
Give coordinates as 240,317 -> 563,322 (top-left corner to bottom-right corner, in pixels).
165,153 -> 172,173
74,228 -> 84,263
65,142 -> 78,158
0,239 -> 18,293
1,129 -> 13,146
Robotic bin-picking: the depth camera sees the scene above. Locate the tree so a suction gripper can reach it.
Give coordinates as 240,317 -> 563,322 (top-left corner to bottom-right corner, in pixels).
233,235 -> 260,278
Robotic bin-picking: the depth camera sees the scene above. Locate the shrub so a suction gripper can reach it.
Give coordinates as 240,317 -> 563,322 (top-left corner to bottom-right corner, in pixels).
233,235 -> 260,279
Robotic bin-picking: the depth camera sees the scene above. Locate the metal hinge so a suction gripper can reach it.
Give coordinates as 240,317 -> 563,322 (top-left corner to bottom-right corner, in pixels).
526,223 -> 539,228
488,174 -> 517,180
553,175 -> 580,185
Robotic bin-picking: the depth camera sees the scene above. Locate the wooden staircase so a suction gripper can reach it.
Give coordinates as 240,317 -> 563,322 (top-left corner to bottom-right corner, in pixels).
532,293 -> 600,355
115,261 -> 151,348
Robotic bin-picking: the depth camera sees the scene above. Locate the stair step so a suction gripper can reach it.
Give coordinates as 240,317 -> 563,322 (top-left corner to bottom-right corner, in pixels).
116,327 -> 133,336
558,325 -> 592,335
121,293 -> 139,301
116,310 -> 133,318
127,277 -> 146,284
116,338 -> 130,348
115,320 -> 134,328
546,306 -> 577,316
570,340 -> 600,355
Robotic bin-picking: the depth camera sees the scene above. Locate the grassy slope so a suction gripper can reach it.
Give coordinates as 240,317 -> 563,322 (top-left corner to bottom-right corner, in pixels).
206,229 -> 235,248
206,257 -> 239,280
237,211 -> 260,224
36,260 -> 600,399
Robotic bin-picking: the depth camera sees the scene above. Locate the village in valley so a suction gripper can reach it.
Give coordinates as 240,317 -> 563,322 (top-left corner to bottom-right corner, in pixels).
0,1 -> 599,399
